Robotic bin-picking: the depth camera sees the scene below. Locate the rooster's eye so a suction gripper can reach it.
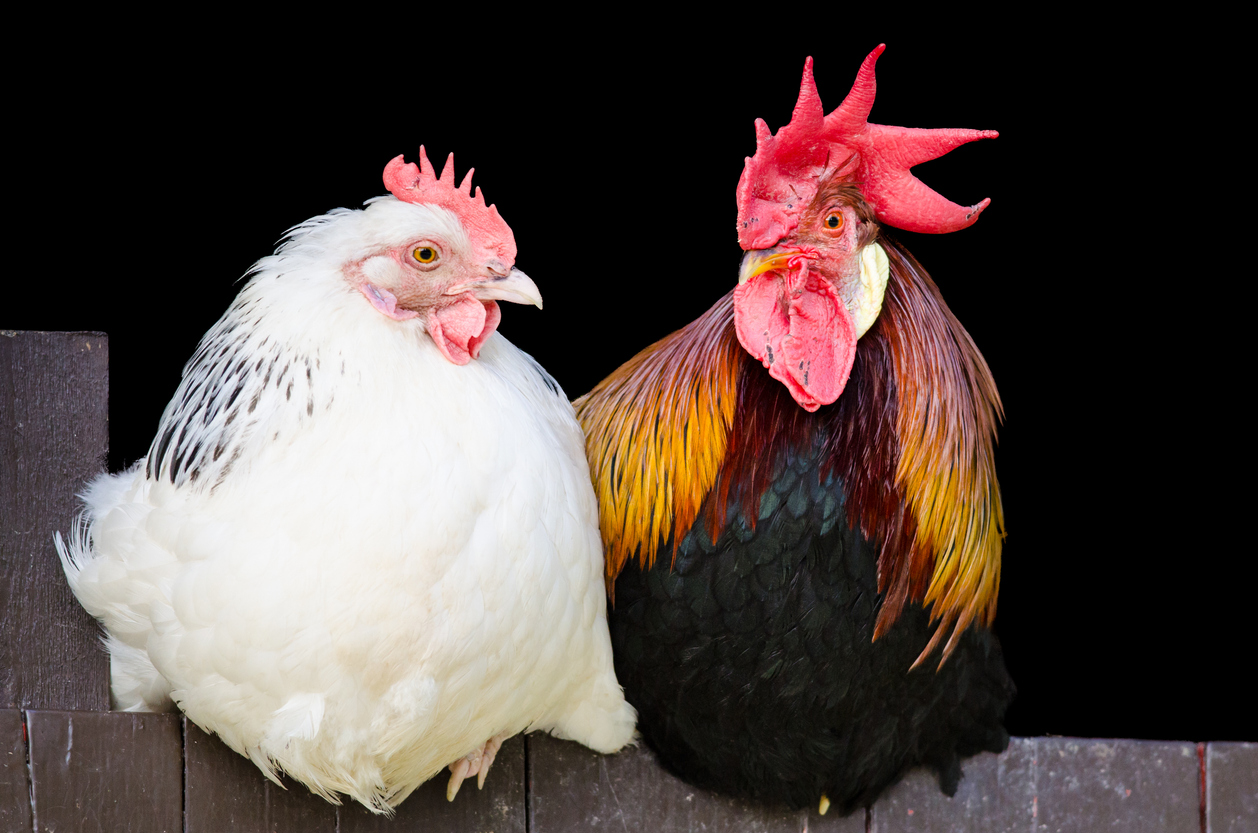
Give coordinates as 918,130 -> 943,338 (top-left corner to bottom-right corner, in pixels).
824,213 -> 844,231
414,247 -> 439,264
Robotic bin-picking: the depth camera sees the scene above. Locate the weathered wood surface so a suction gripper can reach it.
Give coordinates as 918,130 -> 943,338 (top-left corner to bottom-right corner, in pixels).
185,719 -> 337,833
870,737 -> 1202,833
187,719 -> 526,833
1,709 -> 32,833
4,722 -> 1258,831
0,331 -> 110,711
26,710 -> 182,833
338,734 -> 525,833
529,733 -> 866,832
1208,742 -> 1258,833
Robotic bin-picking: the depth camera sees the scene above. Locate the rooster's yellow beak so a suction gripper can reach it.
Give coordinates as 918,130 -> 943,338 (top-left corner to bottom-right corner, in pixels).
738,249 -> 798,285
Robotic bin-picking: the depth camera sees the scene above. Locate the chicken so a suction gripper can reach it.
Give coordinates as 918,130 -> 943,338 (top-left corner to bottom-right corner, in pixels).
57,147 -> 635,813
574,46 -> 1013,815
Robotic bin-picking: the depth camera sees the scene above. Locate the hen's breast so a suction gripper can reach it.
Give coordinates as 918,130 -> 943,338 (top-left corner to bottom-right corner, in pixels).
609,429 -> 1014,814
83,320 -> 613,798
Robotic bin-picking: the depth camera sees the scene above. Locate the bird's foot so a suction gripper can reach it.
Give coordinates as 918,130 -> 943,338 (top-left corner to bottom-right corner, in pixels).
819,793 -> 831,815
446,733 -> 507,801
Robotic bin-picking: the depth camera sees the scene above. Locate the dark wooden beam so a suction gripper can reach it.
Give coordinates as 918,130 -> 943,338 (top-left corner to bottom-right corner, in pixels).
0,710 -> 31,833
870,737 -> 1202,832
336,734 -> 526,833
1207,742 -> 1258,833
26,710 -> 181,833
0,331 -> 110,711
185,719 -> 337,833
528,733 -> 866,832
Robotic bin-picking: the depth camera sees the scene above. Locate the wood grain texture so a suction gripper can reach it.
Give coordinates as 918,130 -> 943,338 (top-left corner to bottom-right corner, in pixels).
26,710 -> 181,833
1,710 -> 32,832
0,331 -> 110,711
528,733 -> 866,832
1207,742 -> 1257,833
870,737 -> 1201,833
337,734 -> 525,833
184,718 -> 337,833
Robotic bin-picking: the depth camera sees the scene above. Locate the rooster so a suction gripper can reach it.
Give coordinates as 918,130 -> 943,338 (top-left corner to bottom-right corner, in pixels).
574,46 -> 1013,815
57,148 -> 636,813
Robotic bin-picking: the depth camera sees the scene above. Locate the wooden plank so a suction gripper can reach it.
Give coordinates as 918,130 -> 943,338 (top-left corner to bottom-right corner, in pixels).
868,743 -> 1030,833
338,734 -> 525,833
528,733 -> 865,832
0,332 -> 110,711
184,718 -> 337,833
870,737 -> 1201,832
1,710 -> 32,832
1207,742 -> 1257,833
26,710 -> 181,833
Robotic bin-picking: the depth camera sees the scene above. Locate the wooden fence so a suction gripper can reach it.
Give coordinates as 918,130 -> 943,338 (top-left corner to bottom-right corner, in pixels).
2,331 -> 1254,832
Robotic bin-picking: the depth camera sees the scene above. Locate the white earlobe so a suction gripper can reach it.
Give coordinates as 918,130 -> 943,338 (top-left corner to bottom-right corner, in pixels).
851,242 -> 889,339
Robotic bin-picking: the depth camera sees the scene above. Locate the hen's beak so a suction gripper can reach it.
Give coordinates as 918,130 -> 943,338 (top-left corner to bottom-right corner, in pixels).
738,248 -> 800,285
447,267 -> 543,309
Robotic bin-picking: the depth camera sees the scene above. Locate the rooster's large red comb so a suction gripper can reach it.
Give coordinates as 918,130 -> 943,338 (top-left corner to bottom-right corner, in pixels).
384,147 -> 517,265
735,45 -> 997,250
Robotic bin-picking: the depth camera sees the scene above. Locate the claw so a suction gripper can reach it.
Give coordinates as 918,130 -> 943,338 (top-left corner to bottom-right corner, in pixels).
477,735 -> 504,790
447,757 -> 472,802
447,734 -> 508,800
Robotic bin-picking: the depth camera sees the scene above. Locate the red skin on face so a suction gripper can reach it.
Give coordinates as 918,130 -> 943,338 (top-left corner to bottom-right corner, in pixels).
353,253 -> 505,366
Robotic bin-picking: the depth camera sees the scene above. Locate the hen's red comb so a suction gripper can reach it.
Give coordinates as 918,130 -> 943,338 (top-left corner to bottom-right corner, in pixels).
383,146 -> 517,265
736,45 -> 997,250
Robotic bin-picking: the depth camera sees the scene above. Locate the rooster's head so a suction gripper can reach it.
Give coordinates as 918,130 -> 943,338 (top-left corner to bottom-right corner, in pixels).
734,45 -> 996,410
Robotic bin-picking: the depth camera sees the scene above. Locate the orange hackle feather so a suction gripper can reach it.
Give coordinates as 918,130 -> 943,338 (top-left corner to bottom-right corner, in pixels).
578,235 -> 1003,667
875,240 -> 1005,668
573,297 -> 742,593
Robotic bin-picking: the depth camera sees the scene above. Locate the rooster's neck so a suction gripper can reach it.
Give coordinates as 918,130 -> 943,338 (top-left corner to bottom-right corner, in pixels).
578,238 -> 1004,667
574,295 -> 743,589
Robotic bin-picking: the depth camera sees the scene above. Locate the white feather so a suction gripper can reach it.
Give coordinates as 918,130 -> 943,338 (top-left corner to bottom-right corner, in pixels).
57,195 -> 635,813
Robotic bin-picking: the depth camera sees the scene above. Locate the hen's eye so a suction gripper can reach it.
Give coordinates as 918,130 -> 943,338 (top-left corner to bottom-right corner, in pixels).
414,247 -> 438,264
824,213 -> 844,230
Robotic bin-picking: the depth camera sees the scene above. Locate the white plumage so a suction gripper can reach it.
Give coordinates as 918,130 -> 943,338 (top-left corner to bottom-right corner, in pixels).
57,163 -> 635,813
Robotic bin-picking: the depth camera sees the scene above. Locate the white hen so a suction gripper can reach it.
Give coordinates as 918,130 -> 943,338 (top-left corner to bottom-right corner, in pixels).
57,148 -> 636,813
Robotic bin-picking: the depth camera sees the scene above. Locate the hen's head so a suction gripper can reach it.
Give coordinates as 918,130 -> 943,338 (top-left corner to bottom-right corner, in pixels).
344,147 -> 540,365
734,45 -> 995,410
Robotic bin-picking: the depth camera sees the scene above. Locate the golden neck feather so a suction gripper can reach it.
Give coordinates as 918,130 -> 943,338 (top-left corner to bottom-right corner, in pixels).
573,294 -> 742,591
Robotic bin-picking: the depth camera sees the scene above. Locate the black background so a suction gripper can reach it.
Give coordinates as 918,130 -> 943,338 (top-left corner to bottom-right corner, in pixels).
7,22 -> 1248,743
